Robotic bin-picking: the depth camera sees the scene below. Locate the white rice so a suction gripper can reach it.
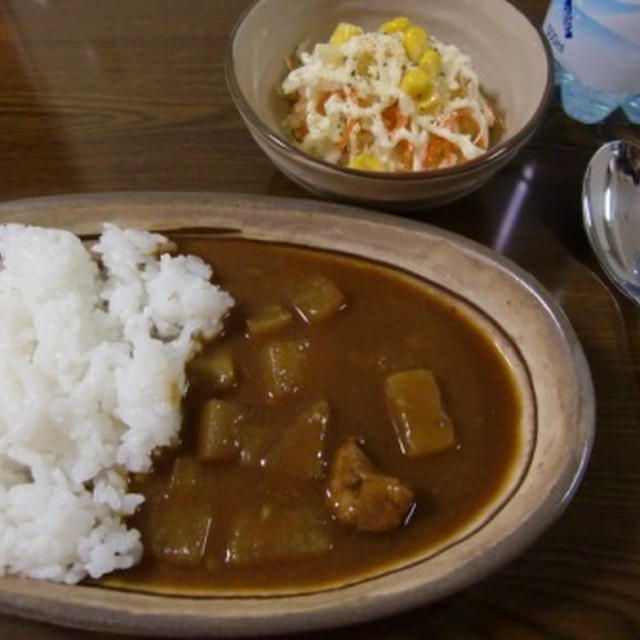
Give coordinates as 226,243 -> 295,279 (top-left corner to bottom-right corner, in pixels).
0,223 -> 234,583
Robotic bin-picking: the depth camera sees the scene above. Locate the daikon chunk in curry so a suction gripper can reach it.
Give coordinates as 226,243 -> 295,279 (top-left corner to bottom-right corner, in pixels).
117,237 -> 521,592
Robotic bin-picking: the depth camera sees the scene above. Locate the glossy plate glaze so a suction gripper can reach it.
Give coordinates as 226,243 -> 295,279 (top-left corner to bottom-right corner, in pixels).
0,193 -> 593,636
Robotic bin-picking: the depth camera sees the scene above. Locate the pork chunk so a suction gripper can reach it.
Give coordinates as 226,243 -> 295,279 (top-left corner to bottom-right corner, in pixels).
327,438 -> 414,533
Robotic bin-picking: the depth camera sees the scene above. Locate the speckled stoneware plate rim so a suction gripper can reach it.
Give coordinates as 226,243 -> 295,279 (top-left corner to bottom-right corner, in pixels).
0,192 -> 594,637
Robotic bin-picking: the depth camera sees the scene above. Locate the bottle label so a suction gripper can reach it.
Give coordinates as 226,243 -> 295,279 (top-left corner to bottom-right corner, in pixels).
544,0 -> 640,92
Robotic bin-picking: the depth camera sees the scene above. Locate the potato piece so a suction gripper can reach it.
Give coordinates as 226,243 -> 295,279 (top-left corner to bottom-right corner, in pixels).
189,349 -> 236,391
239,423 -> 276,467
327,438 -> 414,532
148,500 -> 212,566
246,304 -> 293,336
385,368 -> 456,457
169,456 -> 209,494
266,400 -> 330,479
261,340 -> 308,401
290,275 -> 345,324
226,505 -> 331,564
196,399 -> 245,461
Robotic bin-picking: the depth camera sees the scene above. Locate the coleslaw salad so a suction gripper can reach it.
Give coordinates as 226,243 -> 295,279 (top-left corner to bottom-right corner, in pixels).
281,17 -> 498,173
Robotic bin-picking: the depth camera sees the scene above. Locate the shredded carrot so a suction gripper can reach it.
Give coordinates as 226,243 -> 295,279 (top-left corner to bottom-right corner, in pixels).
293,97 -> 307,116
295,122 -> 309,141
423,135 -> 460,169
345,86 -> 359,104
397,139 -> 413,170
440,111 -> 459,131
338,118 -> 356,150
381,105 -> 394,130
316,91 -> 332,116
441,108 -> 486,148
423,135 -> 443,168
382,103 -> 407,131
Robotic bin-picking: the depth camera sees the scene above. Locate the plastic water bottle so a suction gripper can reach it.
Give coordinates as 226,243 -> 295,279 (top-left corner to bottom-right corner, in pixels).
543,0 -> 640,124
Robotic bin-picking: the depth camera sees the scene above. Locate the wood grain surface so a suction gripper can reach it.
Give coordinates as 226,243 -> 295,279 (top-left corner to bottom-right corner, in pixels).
0,1 -> 638,638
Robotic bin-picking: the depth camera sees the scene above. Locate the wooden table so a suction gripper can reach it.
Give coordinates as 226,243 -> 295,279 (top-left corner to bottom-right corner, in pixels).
0,1 -> 638,638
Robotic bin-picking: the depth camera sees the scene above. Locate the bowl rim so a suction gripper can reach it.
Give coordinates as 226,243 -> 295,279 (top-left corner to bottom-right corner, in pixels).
224,0 -> 555,182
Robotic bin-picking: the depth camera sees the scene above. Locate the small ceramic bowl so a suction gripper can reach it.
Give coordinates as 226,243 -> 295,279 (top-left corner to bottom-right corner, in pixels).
225,0 -> 553,210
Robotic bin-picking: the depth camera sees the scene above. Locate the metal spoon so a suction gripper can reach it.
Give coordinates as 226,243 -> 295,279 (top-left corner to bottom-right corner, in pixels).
583,139 -> 640,304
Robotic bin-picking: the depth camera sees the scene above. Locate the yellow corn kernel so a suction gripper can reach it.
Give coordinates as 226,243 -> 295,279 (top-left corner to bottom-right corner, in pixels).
417,93 -> 443,115
400,68 -> 430,98
329,22 -> 363,46
418,49 -> 441,81
379,16 -> 410,33
403,26 -> 428,63
348,153 -> 385,171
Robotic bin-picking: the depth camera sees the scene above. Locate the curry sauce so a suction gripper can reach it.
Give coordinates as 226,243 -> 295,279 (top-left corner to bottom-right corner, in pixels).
113,237 -> 521,593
